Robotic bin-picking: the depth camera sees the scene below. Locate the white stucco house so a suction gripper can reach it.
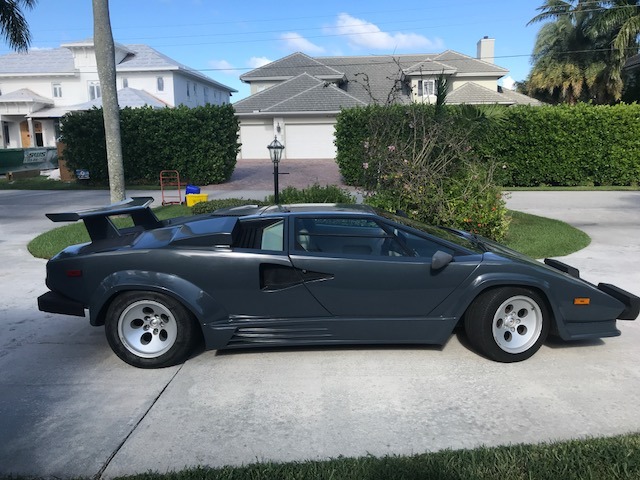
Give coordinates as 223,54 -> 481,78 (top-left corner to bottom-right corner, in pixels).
234,37 -> 540,161
0,39 -> 236,149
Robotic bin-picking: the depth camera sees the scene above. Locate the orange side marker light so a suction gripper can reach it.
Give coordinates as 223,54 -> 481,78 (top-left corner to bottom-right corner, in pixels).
574,298 -> 590,305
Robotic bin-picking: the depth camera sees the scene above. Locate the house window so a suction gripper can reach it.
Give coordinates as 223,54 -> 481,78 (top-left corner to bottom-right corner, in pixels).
186,81 -> 191,98
193,83 -> 197,96
88,81 -> 101,100
122,78 -> 128,88
157,77 -> 164,92
418,80 -> 435,97
53,119 -> 61,140
2,122 -> 10,146
204,87 -> 209,104
52,83 -> 62,98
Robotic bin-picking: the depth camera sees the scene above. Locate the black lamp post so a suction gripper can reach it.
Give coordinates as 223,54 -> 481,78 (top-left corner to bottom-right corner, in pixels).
267,136 -> 285,204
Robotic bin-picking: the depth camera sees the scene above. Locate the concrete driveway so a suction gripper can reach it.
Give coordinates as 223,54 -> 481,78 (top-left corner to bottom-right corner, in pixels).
0,189 -> 639,479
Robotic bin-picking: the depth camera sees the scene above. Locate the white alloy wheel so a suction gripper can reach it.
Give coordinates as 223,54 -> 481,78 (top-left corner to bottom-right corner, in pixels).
117,299 -> 179,358
491,295 -> 543,354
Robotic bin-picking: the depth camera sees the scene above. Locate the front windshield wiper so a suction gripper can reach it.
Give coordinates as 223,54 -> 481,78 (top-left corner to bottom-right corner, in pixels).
438,226 -> 488,252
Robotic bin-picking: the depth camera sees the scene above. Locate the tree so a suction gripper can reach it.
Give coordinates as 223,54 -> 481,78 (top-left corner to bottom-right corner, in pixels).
92,0 -> 125,203
526,0 -> 621,103
0,0 -> 36,52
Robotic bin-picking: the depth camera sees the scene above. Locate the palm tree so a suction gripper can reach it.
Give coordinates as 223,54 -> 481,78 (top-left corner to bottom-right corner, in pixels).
0,0 -> 37,52
589,1 -> 640,60
93,0 -> 125,203
527,0 -> 621,103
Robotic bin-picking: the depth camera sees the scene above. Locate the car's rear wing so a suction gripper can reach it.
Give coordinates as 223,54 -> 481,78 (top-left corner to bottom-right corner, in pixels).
46,197 -> 163,242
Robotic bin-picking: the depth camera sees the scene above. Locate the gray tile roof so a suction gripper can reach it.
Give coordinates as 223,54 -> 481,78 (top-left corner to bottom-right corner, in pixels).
496,86 -> 545,106
0,48 -> 75,74
28,88 -> 169,118
446,82 -> 513,104
0,41 -> 236,92
240,52 -> 345,81
234,73 -> 366,114
73,87 -> 169,109
434,50 -> 508,75
237,50 -> 519,112
0,88 -> 53,104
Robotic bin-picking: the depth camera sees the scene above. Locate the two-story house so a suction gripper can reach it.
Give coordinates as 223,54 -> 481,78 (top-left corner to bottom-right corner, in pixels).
0,39 -> 236,149
234,37 -> 540,161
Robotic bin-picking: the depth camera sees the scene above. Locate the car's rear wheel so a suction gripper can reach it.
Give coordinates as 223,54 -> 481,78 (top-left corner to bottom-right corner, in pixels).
105,291 -> 199,368
464,287 -> 549,362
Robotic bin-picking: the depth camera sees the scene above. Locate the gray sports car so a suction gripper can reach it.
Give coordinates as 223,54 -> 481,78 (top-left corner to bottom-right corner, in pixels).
38,197 -> 639,368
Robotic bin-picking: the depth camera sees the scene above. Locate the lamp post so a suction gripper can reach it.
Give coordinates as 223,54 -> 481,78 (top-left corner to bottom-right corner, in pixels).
267,136 -> 285,204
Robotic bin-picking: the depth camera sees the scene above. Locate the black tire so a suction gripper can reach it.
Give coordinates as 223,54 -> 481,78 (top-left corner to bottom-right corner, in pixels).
464,287 -> 549,362
105,291 -> 199,368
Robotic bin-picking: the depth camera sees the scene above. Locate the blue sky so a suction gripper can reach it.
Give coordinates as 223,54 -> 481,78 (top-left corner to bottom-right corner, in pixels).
10,0 -> 546,100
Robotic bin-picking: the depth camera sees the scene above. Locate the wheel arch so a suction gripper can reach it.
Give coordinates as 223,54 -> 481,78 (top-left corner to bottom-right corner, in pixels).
88,271 -> 228,330
448,273 -> 559,332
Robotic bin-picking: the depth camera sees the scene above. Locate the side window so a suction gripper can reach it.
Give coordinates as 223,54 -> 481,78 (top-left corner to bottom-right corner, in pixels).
234,218 -> 284,251
261,220 -> 283,251
294,217 -> 408,256
394,227 -> 454,258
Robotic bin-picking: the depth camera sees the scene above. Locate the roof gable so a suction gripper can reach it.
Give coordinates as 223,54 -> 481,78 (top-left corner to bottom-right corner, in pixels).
434,50 -> 508,75
404,59 -> 457,75
240,52 -> 345,81
234,73 -> 365,114
0,88 -> 53,104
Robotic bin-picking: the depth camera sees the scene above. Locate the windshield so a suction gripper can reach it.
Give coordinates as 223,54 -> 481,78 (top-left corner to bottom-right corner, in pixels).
374,209 -> 484,253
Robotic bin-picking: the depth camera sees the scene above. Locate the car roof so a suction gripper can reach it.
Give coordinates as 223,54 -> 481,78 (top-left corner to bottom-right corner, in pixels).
213,203 -> 377,217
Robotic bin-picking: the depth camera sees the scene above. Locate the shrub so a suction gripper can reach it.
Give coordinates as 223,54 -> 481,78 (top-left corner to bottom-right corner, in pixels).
264,183 -> 356,204
337,104 -> 509,241
190,198 -> 263,215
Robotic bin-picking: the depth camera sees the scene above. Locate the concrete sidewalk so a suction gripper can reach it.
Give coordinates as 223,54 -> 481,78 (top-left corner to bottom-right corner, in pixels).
0,189 -> 639,479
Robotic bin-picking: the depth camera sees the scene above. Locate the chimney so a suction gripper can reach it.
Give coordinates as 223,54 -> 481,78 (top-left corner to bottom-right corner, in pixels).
477,36 -> 495,64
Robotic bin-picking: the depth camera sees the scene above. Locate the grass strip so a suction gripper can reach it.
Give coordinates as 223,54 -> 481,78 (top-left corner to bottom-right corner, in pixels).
2,433 -> 638,479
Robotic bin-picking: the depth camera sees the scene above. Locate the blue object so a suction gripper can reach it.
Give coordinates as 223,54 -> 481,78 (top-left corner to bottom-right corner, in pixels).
185,184 -> 200,195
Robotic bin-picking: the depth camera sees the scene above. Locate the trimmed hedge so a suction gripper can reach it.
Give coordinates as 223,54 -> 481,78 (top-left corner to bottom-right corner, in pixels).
483,103 -> 640,186
60,104 -> 240,185
336,103 -> 640,188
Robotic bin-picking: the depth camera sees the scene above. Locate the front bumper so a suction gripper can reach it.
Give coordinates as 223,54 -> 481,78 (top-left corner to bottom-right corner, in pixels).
38,291 -> 86,317
598,283 -> 640,320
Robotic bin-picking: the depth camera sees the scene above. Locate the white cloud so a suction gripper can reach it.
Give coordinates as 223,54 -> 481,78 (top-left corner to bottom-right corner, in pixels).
500,76 -> 516,90
331,13 -> 443,51
280,32 -> 325,54
248,56 -> 272,68
208,59 -> 241,75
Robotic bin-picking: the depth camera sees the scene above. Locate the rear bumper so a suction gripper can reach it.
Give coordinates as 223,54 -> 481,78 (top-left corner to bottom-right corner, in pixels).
38,291 -> 86,317
598,283 -> 640,320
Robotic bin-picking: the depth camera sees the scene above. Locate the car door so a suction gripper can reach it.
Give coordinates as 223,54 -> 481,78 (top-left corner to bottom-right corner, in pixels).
288,215 -> 479,319
193,216 -> 330,319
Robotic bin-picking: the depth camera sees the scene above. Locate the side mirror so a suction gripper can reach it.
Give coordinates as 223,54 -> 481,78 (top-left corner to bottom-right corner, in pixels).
431,250 -> 453,270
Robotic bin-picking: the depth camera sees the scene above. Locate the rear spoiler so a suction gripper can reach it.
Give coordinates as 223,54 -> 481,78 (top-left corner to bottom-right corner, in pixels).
46,197 -> 162,242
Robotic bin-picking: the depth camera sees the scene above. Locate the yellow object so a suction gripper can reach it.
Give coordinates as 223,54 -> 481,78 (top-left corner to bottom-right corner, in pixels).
186,193 -> 209,207
574,298 -> 591,305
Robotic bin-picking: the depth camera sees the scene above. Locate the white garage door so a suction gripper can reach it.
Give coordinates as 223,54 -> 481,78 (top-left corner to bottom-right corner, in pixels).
284,123 -> 336,160
239,122 -> 273,160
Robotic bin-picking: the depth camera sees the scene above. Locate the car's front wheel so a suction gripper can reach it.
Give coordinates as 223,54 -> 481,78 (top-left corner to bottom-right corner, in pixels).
105,291 -> 199,368
464,287 -> 549,362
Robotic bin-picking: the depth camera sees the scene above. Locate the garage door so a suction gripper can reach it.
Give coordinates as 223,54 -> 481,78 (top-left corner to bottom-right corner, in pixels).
239,122 -> 273,160
284,123 -> 336,160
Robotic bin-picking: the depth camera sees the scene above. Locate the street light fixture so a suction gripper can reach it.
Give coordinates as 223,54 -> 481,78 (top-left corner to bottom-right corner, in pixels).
267,136 -> 285,204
